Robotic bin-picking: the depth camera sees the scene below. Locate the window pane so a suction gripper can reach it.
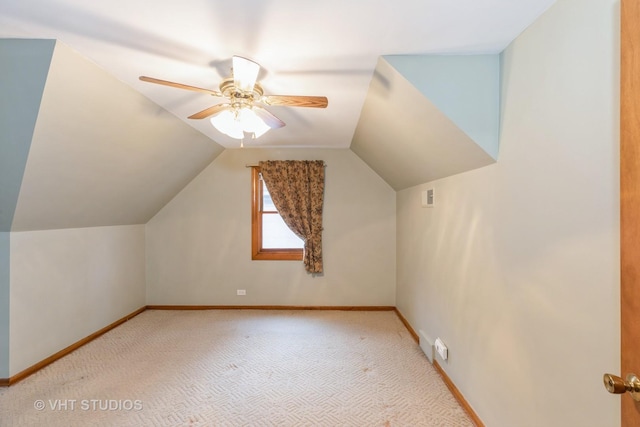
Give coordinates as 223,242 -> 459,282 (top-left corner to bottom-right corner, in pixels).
262,180 -> 276,211
262,214 -> 304,249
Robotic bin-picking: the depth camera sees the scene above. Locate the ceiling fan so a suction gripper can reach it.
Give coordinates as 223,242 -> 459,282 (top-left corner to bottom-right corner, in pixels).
139,56 -> 328,140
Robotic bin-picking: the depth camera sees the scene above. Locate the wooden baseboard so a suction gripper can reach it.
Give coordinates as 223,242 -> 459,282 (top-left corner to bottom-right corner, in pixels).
433,360 -> 485,427
393,308 -> 419,343
146,305 -> 396,311
1,306 -> 146,387
394,308 -> 483,427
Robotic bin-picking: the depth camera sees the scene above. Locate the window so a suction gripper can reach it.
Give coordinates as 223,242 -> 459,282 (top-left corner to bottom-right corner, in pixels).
251,167 -> 304,260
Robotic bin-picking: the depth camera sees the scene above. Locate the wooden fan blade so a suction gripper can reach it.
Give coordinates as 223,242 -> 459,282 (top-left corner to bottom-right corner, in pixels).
262,95 -> 328,108
253,106 -> 285,129
139,76 -> 222,97
188,104 -> 230,120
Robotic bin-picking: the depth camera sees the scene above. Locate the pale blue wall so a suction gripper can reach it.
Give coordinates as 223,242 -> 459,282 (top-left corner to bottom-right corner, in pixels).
0,38 -> 54,379
383,54 -> 501,159
0,232 -> 8,378
0,39 -> 55,231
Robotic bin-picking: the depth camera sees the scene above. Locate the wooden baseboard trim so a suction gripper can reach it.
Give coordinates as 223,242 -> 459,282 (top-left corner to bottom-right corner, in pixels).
433,360 -> 485,427
1,306 -> 146,387
146,305 -> 396,311
394,308 -> 483,426
393,308 -> 419,343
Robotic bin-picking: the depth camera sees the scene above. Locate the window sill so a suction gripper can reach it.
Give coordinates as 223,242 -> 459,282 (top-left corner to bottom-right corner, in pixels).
252,249 -> 303,261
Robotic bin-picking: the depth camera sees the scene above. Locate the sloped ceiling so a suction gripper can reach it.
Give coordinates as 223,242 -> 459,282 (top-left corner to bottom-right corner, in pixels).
0,0 -> 556,149
0,39 -> 53,231
351,56 -> 499,190
3,39 -> 224,232
0,1 -> 559,228
385,54 -> 501,159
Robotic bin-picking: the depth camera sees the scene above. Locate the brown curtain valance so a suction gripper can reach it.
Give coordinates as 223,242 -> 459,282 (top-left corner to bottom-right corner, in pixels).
258,160 -> 325,273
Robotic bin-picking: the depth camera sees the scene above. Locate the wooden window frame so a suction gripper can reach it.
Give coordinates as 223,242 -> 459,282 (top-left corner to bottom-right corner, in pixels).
251,167 -> 303,261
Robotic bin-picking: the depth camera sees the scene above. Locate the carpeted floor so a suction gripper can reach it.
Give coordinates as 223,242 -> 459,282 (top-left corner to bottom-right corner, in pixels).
0,310 -> 474,426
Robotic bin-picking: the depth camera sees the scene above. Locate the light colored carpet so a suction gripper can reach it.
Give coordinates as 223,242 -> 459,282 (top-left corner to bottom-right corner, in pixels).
0,310 -> 474,426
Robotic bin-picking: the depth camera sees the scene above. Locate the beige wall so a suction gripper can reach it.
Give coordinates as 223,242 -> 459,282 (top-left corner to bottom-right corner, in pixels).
396,0 -> 620,425
146,148 -> 396,306
9,225 -> 146,375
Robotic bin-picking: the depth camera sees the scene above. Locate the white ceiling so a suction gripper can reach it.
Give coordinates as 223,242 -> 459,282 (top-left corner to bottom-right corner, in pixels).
0,0 -> 555,149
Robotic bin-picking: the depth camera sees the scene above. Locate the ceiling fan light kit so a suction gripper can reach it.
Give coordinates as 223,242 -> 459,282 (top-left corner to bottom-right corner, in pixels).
140,55 -> 328,143
211,107 -> 271,139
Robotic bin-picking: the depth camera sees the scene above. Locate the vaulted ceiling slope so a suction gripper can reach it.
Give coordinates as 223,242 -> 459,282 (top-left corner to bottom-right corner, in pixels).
0,0 -> 556,149
0,1 -> 557,227
351,55 -> 501,190
0,39 -> 224,232
0,39 -> 53,231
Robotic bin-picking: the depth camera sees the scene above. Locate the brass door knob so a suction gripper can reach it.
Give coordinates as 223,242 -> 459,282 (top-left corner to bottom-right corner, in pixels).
603,373 -> 640,401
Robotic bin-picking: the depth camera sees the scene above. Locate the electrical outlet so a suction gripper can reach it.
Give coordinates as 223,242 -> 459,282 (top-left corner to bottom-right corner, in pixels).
434,337 -> 448,361
236,289 -> 246,296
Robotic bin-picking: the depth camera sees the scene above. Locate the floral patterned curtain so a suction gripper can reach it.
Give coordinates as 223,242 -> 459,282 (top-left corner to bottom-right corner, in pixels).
258,160 -> 325,273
